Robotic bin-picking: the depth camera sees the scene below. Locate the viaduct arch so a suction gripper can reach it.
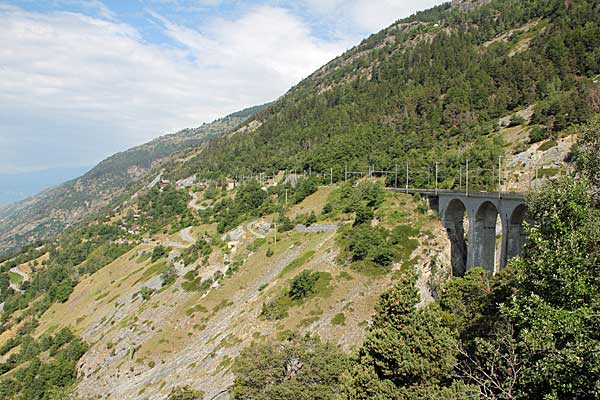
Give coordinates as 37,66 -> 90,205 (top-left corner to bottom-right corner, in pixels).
437,193 -> 527,276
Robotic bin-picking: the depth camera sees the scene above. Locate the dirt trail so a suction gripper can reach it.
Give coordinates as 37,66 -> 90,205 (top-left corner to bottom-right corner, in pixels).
188,191 -> 208,211
246,221 -> 265,239
10,266 -> 29,282
166,227 -> 195,249
8,265 -> 29,293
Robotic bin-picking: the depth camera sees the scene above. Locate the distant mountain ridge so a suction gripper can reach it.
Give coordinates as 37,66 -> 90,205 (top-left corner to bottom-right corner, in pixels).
0,104 -> 269,255
0,166 -> 91,206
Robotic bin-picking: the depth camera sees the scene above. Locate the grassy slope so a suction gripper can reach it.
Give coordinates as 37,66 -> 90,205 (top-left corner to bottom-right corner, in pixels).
9,188 -> 448,399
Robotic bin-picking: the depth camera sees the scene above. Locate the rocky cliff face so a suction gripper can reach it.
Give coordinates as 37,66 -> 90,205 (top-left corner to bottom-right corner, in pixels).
452,0 -> 492,11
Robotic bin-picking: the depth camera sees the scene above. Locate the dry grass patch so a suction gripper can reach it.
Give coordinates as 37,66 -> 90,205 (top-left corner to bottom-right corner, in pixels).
288,187 -> 334,219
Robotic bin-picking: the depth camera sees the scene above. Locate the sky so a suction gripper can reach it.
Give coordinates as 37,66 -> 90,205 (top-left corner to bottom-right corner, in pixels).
0,0 -> 444,176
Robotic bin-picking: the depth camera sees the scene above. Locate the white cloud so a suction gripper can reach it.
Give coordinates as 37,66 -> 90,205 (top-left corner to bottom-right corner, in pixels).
299,0 -> 444,35
0,4 -> 349,172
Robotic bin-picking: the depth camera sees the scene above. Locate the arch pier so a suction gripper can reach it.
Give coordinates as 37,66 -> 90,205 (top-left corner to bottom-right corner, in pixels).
437,193 -> 527,276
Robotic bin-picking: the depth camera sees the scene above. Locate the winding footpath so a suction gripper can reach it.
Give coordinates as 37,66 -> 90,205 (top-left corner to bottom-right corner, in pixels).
188,191 -> 208,211
246,221 -> 265,239
8,265 -> 29,294
166,227 -> 196,249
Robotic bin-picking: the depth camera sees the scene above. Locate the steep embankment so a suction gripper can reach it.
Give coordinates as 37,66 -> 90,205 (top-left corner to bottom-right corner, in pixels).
0,104 -> 268,256
23,187 -> 448,399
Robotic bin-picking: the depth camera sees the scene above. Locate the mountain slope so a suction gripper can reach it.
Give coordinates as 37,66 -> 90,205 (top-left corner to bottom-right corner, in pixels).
0,104 -> 268,256
0,1 -> 599,399
164,0 -> 598,184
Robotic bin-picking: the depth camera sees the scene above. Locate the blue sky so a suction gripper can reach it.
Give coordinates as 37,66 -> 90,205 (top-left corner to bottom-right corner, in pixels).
0,0 -> 444,176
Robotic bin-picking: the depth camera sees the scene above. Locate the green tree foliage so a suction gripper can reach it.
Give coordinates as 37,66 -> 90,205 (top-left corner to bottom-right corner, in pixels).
353,204 -> 374,226
0,327 -> 88,400
291,177 -> 318,204
151,245 -> 167,263
502,176 -> 600,398
161,264 -> 177,287
204,182 -> 218,200
289,270 -> 319,300
266,247 -> 274,258
137,186 -> 194,233
348,226 -> 394,267
340,271 -> 465,399
180,238 -> 212,266
210,181 -> 270,233
140,286 -> 154,301
231,335 -> 349,400
528,124 -> 550,143
572,116 -> 600,188
237,181 -> 268,210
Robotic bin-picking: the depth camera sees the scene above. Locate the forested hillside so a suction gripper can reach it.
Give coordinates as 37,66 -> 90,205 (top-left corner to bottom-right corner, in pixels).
0,104 -> 268,256
0,0 -> 599,399
165,0 -> 599,186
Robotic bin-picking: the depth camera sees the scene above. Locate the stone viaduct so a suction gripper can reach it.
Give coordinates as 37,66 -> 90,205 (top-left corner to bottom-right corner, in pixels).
390,189 -> 528,276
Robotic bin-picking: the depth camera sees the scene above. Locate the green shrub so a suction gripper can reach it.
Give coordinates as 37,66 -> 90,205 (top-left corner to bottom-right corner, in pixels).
349,226 -> 394,267
529,125 -> 549,143
259,298 -> 289,320
331,313 -> 346,326
140,286 -> 154,301
161,264 -> 177,287
180,239 -> 212,265
167,385 -> 204,400
151,245 -> 167,263
289,270 -> 319,300
231,335 -> 349,399
354,205 -> 374,226
277,213 -> 295,232
508,115 -> 527,127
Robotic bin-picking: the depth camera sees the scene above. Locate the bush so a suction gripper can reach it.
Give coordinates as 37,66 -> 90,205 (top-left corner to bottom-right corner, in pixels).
140,286 -> 154,301
231,335 -> 349,400
182,277 -> 213,293
180,238 -> 212,265
260,298 -> 289,320
354,205 -> 374,226
167,385 -> 204,400
529,125 -> 549,143
151,245 -> 167,263
331,313 -> 346,326
349,226 -> 394,267
277,213 -> 295,232
508,115 -> 527,127
292,177 -> 318,204
161,264 -> 177,287
289,270 -> 319,300
306,211 -> 318,225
